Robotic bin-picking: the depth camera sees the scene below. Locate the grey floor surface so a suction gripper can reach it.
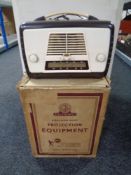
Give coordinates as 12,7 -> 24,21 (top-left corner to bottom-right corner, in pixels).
0,34 -> 17,53
0,46 -> 131,175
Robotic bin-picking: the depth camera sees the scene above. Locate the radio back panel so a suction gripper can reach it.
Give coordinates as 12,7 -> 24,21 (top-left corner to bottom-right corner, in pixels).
20,20 -> 114,78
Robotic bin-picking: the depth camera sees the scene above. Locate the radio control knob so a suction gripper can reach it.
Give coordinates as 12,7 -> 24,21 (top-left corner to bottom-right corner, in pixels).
29,54 -> 38,63
96,54 -> 106,62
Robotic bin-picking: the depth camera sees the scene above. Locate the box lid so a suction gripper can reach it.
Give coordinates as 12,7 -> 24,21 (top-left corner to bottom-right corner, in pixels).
17,75 -> 110,90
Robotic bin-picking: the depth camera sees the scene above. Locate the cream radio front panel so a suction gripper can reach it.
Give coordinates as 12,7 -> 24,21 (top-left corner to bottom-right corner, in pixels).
20,21 -> 114,78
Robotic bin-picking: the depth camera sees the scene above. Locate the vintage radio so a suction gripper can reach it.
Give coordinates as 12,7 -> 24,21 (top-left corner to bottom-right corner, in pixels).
20,13 -> 114,78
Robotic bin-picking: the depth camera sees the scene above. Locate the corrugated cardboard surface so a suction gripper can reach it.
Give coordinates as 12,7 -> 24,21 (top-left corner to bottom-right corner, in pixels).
17,76 -> 110,157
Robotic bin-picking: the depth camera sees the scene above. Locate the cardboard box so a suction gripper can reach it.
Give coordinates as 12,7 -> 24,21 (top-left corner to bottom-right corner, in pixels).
0,7 -> 16,36
17,76 -> 110,157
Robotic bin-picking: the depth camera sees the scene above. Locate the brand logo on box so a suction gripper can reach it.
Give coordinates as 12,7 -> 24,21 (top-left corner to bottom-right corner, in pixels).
53,103 -> 77,116
48,138 -> 61,146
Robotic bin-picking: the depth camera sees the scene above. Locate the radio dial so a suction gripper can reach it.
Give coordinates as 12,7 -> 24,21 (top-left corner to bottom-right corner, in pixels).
29,54 -> 38,63
96,54 -> 106,62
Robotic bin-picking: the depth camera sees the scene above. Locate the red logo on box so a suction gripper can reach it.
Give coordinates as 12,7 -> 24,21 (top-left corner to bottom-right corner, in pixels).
53,103 -> 77,116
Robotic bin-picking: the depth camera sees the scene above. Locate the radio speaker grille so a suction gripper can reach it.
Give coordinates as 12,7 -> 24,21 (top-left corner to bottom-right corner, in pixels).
47,33 -> 87,55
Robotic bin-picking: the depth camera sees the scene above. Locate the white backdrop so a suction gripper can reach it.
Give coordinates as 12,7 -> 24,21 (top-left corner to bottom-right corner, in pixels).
12,0 -> 124,78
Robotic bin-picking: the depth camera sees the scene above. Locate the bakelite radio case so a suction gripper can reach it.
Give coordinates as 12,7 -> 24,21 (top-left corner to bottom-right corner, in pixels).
20,20 -> 114,78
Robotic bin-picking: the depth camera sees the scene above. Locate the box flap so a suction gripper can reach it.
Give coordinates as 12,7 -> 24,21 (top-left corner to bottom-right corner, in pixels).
17,75 -> 110,90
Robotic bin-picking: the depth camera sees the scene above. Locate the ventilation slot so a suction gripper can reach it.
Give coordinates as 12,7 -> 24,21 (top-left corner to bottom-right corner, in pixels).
47,33 -> 87,55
